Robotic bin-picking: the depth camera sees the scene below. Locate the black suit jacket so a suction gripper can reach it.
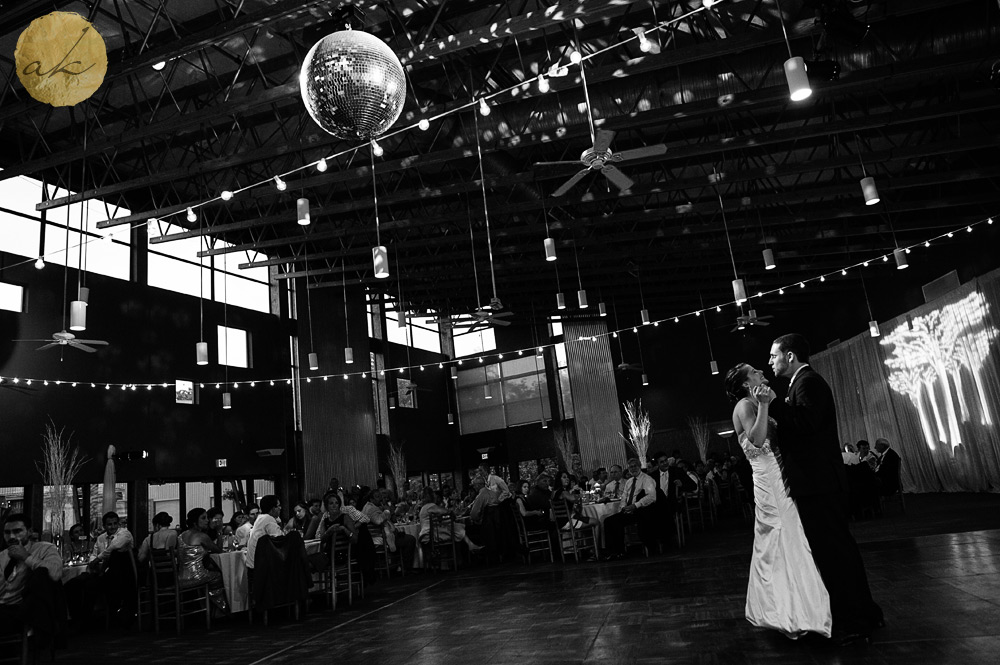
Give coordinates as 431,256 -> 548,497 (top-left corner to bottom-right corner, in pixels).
768,365 -> 847,499
876,448 -> 902,494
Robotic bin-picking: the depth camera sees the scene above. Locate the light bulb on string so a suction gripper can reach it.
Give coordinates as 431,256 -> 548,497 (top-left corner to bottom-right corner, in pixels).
273,175 -> 287,191
537,74 -> 550,93
316,158 -> 328,172
221,190 -> 233,201
152,61 -> 166,71
478,98 -> 491,116
371,139 -> 384,157
637,29 -> 652,53
569,50 -> 582,65
418,117 -> 430,131
187,207 -> 197,222
34,257 -> 45,270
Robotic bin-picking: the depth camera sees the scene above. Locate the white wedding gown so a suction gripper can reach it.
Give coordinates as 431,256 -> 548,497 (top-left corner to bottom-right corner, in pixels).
740,418 -> 832,639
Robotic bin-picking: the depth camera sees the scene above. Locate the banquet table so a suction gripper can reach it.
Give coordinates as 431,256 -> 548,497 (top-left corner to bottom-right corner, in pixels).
393,522 -> 423,569
61,562 -> 89,584
211,539 -> 321,613
580,500 -> 622,547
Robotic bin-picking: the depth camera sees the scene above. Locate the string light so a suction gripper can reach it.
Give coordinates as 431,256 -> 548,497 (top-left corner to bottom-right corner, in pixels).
371,139 -> 384,157
316,158 -> 328,172
569,50 -> 582,64
418,117 -> 430,131
636,29 -> 652,52
221,190 -> 233,201
186,207 -> 197,222
537,74 -> 550,93
273,175 -> 287,191
478,98 -> 491,116
34,257 -> 44,270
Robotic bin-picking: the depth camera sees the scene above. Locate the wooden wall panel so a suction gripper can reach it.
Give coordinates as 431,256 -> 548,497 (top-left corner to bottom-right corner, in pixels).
299,285 -> 377,496
565,322 -> 627,470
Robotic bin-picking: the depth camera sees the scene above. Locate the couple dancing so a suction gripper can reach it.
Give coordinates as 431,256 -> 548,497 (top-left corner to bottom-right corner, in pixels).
726,333 -> 883,645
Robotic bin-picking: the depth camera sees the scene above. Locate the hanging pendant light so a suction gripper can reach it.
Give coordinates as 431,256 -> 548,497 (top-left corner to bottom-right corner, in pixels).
345,347 -> 354,364
196,342 -> 208,365
598,302 -> 607,317
860,176 -> 879,205
577,290 -> 589,309
222,392 -> 232,410
710,360 -> 719,375
893,247 -> 908,270
297,198 -> 311,226
447,412 -> 455,425
732,278 -> 748,304
556,292 -> 566,310
484,383 -> 492,400
373,246 -> 389,278
544,237 -> 557,261
388,395 -> 397,409
763,248 -> 776,270
641,309 -> 650,325
69,300 -> 87,331
775,0 -> 812,101
868,320 -> 881,338
641,373 -> 649,386
370,143 -> 390,279
308,352 -> 319,371
451,367 -> 458,380
573,241 -> 588,309
701,294 -> 719,375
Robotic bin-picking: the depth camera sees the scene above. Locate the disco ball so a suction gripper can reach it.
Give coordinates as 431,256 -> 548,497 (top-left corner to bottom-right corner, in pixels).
300,29 -> 406,141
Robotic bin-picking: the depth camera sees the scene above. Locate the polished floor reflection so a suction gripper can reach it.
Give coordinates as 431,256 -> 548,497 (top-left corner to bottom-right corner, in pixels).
59,493 -> 1000,665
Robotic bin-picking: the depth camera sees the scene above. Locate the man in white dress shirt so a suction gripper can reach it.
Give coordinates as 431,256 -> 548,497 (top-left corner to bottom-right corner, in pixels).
89,511 -> 135,624
602,458 -> 657,560
602,465 -> 624,500
235,503 -> 259,548
478,463 -> 511,502
246,496 -> 282,570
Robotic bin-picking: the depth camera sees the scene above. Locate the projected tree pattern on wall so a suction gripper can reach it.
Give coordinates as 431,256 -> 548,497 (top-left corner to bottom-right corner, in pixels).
882,292 -> 996,454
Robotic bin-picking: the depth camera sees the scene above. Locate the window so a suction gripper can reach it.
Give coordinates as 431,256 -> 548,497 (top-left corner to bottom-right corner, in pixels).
456,357 -> 550,434
0,282 -> 25,313
555,342 -> 573,419
548,317 -> 563,337
217,325 -> 250,368
452,324 -> 496,357
383,296 -> 442,354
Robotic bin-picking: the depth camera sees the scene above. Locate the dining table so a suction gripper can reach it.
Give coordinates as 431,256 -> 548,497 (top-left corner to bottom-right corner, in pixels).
580,499 -> 622,547
393,522 -> 423,568
210,538 -> 321,613
61,561 -> 90,584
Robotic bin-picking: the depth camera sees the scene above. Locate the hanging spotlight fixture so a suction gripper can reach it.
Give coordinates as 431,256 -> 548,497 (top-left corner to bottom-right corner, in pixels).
369,141 -> 390,279
775,0 -> 811,101
598,302 -> 607,317
860,266 -> 880,338
303,241 -> 318,371
702,294 -> 719,375
716,176 -> 747,305
641,373 -> 649,386
556,292 -> 567,310
763,247 -> 776,270
222,392 -> 232,409
342,267 -> 353,364
855,135 -> 880,206
893,247 -> 909,270
196,223 -> 208,365
573,241 -> 588,309
297,198 -> 311,226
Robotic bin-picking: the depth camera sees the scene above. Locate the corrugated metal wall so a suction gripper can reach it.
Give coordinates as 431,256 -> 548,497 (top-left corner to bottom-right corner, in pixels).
565,321 -> 626,470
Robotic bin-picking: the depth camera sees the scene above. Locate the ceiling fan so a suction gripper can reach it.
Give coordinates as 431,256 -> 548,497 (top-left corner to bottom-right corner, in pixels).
534,52 -> 666,197
731,309 -> 774,332
13,330 -> 109,353
616,361 -> 643,373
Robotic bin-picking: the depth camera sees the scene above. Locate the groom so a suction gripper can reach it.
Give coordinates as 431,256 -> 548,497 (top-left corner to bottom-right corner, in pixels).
765,333 -> 883,644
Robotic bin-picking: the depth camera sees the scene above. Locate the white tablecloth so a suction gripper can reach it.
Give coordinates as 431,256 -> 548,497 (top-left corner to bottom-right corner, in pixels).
581,500 -> 622,547
211,551 -> 248,613
61,563 -> 89,584
393,523 -> 423,568
211,540 -> 321,613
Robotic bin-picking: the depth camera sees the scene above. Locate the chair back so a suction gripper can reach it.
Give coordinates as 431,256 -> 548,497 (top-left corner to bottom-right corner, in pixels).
149,548 -> 177,595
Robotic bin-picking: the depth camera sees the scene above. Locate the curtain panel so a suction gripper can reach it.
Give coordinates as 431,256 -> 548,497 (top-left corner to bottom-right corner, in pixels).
812,266 -> 1000,493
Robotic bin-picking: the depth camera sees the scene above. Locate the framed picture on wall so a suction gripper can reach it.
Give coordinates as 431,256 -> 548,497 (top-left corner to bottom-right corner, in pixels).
175,379 -> 196,405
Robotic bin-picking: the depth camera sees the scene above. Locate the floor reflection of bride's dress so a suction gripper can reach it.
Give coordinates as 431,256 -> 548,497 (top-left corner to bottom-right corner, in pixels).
177,540 -> 229,614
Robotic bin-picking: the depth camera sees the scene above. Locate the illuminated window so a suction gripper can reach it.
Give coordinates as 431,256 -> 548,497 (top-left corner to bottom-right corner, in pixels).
452,323 -> 496,357
383,296 -> 442,353
548,317 -> 563,337
217,325 -> 250,368
0,282 -> 25,313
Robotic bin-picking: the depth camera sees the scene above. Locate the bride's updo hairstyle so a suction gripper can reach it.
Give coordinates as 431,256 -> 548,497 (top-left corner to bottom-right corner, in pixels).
725,363 -> 751,404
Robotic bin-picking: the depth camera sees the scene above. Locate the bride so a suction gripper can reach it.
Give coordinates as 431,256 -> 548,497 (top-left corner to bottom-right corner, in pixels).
726,362 -> 831,639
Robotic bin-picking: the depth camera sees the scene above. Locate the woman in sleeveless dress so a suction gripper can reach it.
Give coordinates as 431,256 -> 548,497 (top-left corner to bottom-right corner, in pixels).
178,508 -> 229,614
726,363 -> 831,639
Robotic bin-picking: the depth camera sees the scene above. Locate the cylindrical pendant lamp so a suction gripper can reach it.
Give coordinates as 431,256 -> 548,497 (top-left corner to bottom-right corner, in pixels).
784,56 -> 812,101
732,278 -> 748,304
296,198 -> 311,226
308,352 -> 319,371
544,237 -> 557,261
69,300 -> 87,331
860,176 -> 879,206
222,392 -> 232,409
710,360 -> 719,375
577,289 -> 589,309
344,347 -> 354,364
763,248 -> 776,270
373,245 -> 389,278
868,320 -> 881,338
641,308 -> 650,325
641,373 -> 649,386
556,292 -> 566,310
196,341 -> 209,366
598,302 -> 607,317
893,247 -> 908,270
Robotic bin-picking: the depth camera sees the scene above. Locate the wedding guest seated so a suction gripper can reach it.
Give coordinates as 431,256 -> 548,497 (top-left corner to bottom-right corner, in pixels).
137,512 -> 177,563
283,502 -> 311,536
418,489 -> 483,553
204,507 -> 226,545
314,491 -> 376,583
550,471 -> 593,531
235,504 -> 259,548
0,513 -> 63,635
468,477 -> 500,525
589,468 -> 609,493
842,442 -> 860,465
62,523 -> 91,561
602,465 -> 624,501
514,480 -> 541,521
874,438 -> 902,496
246,496 -> 282,571
87,512 -> 135,626
857,441 -> 876,469
522,474 -> 553,531
177,509 -> 228,613
303,499 -> 323,539
361,489 -> 416,572
602,458 -> 657,560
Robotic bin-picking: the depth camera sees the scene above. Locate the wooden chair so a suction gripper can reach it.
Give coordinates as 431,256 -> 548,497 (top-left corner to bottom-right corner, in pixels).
682,481 -> 707,532
150,547 -> 210,635
550,500 -> 599,563
0,625 -> 30,665
327,533 -> 364,610
511,504 -> 554,564
425,513 -> 459,572
130,551 -> 153,631
368,523 -> 404,579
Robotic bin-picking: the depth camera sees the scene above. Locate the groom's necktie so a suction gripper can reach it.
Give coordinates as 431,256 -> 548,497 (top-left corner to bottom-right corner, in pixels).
626,479 -> 636,505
